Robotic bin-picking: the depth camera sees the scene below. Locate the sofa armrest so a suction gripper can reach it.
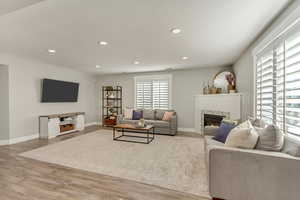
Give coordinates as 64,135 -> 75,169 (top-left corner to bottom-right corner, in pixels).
169,114 -> 178,131
116,114 -> 124,124
208,145 -> 300,200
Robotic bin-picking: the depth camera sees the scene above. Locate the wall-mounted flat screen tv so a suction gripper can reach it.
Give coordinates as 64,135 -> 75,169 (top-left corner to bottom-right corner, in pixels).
41,79 -> 79,102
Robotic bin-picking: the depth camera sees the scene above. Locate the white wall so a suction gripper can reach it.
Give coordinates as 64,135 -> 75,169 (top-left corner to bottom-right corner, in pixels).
233,1 -> 300,119
97,66 -> 231,130
0,54 -> 99,140
0,65 -> 9,141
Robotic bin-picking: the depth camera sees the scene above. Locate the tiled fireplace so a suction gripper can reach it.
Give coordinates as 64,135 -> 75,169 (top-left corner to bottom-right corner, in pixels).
194,93 -> 242,134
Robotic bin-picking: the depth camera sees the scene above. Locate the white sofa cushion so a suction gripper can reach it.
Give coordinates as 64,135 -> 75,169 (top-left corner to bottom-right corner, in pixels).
255,124 -> 284,151
225,120 -> 259,149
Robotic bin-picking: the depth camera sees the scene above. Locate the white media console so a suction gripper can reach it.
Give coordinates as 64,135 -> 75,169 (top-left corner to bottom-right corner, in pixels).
39,112 -> 85,139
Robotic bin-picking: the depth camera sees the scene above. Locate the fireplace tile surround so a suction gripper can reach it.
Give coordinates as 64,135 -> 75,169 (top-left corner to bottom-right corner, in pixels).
194,93 -> 242,134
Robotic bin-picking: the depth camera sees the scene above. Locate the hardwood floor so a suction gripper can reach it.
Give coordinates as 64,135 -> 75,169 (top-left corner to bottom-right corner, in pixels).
0,126 -> 210,200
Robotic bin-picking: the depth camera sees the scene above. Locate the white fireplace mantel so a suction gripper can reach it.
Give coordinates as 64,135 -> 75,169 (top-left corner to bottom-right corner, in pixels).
194,93 -> 243,134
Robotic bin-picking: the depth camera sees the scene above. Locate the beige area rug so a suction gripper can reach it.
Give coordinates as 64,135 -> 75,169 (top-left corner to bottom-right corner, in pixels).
21,130 -> 209,198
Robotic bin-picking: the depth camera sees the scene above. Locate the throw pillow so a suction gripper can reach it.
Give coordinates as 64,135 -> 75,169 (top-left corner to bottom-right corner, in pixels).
124,108 -> 133,119
255,124 -> 284,151
143,109 -> 155,120
132,110 -> 143,120
213,122 -> 236,143
156,109 -> 167,120
248,117 -> 266,128
162,111 -> 174,121
225,120 -> 259,149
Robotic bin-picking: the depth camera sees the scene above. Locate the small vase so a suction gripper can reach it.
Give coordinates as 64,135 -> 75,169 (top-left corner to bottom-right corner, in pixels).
227,85 -> 235,93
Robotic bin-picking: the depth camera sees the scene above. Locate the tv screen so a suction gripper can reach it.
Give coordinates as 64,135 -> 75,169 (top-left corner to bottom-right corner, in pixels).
41,79 -> 79,102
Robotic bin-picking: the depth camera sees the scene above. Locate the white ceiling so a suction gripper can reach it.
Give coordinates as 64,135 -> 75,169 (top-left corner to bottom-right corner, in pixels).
0,0 -> 44,16
0,0 -> 291,74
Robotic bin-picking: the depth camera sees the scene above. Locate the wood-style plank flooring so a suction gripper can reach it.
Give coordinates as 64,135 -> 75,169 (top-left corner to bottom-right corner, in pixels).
0,126 -> 209,200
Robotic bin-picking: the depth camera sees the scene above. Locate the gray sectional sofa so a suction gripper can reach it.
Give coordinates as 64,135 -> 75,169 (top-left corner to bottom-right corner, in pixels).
117,109 -> 177,135
204,130 -> 300,200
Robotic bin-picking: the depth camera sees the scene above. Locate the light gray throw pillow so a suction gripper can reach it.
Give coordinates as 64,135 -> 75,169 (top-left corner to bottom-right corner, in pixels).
255,124 -> 284,151
248,117 -> 265,128
143,109 -> 155,120
155,110 -> 165,120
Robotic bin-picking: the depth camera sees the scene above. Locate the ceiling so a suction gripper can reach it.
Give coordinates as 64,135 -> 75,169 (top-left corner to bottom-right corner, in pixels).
0,0 -> 291,74
0,0 -> 44,16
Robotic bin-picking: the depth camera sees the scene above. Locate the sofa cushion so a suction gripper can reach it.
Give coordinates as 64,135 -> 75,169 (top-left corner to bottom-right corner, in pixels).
132,110 -> 143,120
162,111 -> 174,121
225,120 -> 259,149
155,110 -> 166,120
282,136 -> 300,157
155,109 -> 174,120
255,124 -> 284,152
145,120 -> 170,128
213,122 -> 236,143
143,109 -> 155,120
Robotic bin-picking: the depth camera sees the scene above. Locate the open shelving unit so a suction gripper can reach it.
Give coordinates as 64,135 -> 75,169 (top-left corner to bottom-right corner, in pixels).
102,86 -> 122,127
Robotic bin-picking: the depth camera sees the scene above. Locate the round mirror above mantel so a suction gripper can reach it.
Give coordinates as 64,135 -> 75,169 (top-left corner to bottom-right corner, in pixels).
212,70 -> 236,94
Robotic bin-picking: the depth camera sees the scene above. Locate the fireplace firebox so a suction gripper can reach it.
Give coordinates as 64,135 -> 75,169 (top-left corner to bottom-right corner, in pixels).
204,114 -> 225,127
201,110 -> 230,135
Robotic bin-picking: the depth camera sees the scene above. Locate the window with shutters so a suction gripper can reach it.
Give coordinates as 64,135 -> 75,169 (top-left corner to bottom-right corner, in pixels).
255,22 -> 300,138
135,75 -> 172,110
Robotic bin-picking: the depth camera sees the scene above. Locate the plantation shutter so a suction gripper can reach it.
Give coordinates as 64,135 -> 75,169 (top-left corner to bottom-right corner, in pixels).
255,22 -> 300,138
256,49 -> 274,124
135,75 -> 171,110
284,30 -> 300,137
136,80 -> 152,109
153,79 -> 169,109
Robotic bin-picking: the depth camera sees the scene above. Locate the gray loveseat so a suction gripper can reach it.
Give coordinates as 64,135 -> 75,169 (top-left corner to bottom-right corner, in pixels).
117,109 -> 177,135
204,130 -> 300,200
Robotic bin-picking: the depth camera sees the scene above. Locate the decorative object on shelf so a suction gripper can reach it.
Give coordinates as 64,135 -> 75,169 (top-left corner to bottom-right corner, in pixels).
105,86 -> 113,91
225,73 -> 236,93
213,70 -> 236,93
203,81 -> 211,94
106,91 -> 115,98
102,86 -> 122,126
210,87 -> 218,94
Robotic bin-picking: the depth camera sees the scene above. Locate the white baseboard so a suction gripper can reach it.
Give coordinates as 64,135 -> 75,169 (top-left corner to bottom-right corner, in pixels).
8,133 -> 39,145
0,139 -> 9,146
0,122 -> 102,146
178,127 -> 196,133
85,122 -> 102,127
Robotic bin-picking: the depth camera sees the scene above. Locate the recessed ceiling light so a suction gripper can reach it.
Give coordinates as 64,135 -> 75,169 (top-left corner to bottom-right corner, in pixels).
48,49 -> 56,54
96,65 -> 101,69
98,41 -> 108,46
171,28 -> 181,34
134,61 -> 140,65
181,56 -> 189,60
